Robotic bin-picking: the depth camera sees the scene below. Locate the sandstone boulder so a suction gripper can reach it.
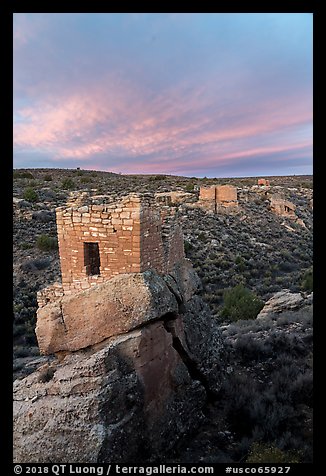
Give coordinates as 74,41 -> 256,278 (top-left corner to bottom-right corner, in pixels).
36,270 -> 179,354
257,289 -> 305,319
180,295 -> 225,394
14,320 -> 207,463
167,259 -> 202,303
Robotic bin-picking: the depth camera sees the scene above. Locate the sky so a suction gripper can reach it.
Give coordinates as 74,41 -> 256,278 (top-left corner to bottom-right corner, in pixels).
13,13 -> 313,177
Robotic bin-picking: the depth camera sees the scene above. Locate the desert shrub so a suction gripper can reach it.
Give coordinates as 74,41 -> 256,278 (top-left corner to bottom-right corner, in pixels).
14,347 -> 33,358
185,183 -> 194,192
184,241 -> 193,254
234,335 -> 273,362
38,366 -> 56,383
221,364 -> 311,450
36,235 -> 58,251
301,268 -> 313,292
61,178 -> 74,189
246,442 -> 301,463
267,332 -> 307,358
13,171 -> 34,179
221,284 -> 264,321
291,371 -> 313,406
42,189 -> 57,201
19,242 -> 33,250
20,258 -> 51,272
235,255 -> 246,271
32,258 -> 51,269
32,210 -> 55,222
300,182 -> 312,189
13,324 -> 26,338
23,187 -> 38,202
279,260 -> 297,272
221,373 -> 261,434
221,304 -> 312,450
197,232 -> 206,242
152,175 -> 166,181
280,249 -> 292,260
13,361 -> 23,373
14,306 -> 34,321
25,333 -> 37,346
81,176 -> 92,183
43,174 -> 52,181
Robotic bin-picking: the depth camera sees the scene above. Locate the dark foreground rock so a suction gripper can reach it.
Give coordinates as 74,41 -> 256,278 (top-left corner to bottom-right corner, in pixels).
14,321 -> 204,463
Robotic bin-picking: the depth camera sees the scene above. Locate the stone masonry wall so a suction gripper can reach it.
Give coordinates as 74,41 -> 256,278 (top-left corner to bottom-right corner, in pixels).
162,217 -> 185,274
270,196 -> 296,218
199,186 -> 216,202
258,178 -> 270,187
215,185 -> 238,204
139,199 -> 186,275
198,186 -> 216,212
54,193 -> 185,295
139,195 -> 165,275
37,283 -> 64,308
56,194 -> 143,294
155,191 -> 195,205
198,185 -> 238,212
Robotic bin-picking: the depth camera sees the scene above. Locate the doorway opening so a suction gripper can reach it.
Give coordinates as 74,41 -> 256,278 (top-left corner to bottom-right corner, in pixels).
84,242 -> 100,276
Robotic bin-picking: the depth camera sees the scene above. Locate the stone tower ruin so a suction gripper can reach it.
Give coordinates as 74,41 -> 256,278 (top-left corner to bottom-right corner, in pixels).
43,193 -> 185,296
198,184 -> 238,212
257,178 -> 270,187
270,195 -> 296,218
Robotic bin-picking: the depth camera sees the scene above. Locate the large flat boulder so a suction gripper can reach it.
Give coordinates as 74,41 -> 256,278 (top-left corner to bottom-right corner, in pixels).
257,289 -> 306,319
36,270 -> 178,354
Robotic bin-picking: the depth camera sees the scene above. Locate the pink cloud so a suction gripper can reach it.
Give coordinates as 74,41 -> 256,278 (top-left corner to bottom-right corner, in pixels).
13,73 -> 312,175
104,142 -> 312,175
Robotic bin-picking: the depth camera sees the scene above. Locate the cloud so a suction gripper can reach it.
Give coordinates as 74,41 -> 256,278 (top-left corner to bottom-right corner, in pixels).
13,13 -> 313,176
14,75 -> 312,172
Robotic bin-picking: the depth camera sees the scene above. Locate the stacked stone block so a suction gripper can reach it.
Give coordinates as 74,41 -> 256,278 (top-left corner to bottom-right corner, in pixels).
215,185 -> 238,208
139,196 -> 165,274
258,178 -> 270,187
198,185 -> 238,212
198,186 -> 217,212
161,216 -> 185,273
155,191 -> 196,205
50,193 -> 186,297
37,283 -> 64,308
270,196 -> 296,218
56,195 -> 142,294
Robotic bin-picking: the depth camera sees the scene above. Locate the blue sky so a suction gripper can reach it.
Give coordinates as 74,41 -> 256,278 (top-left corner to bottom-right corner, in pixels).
13,13 -> 313,177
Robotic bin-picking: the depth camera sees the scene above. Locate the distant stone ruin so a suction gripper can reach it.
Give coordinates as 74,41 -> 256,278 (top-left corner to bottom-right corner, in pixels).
257,178 -> 270,187
198,184 -> 238,213
269,195 -> 305,227
270,195 -> 296,218
107,186 -> 241,218
66,190 -> 89,208
154,190 -> 195,206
